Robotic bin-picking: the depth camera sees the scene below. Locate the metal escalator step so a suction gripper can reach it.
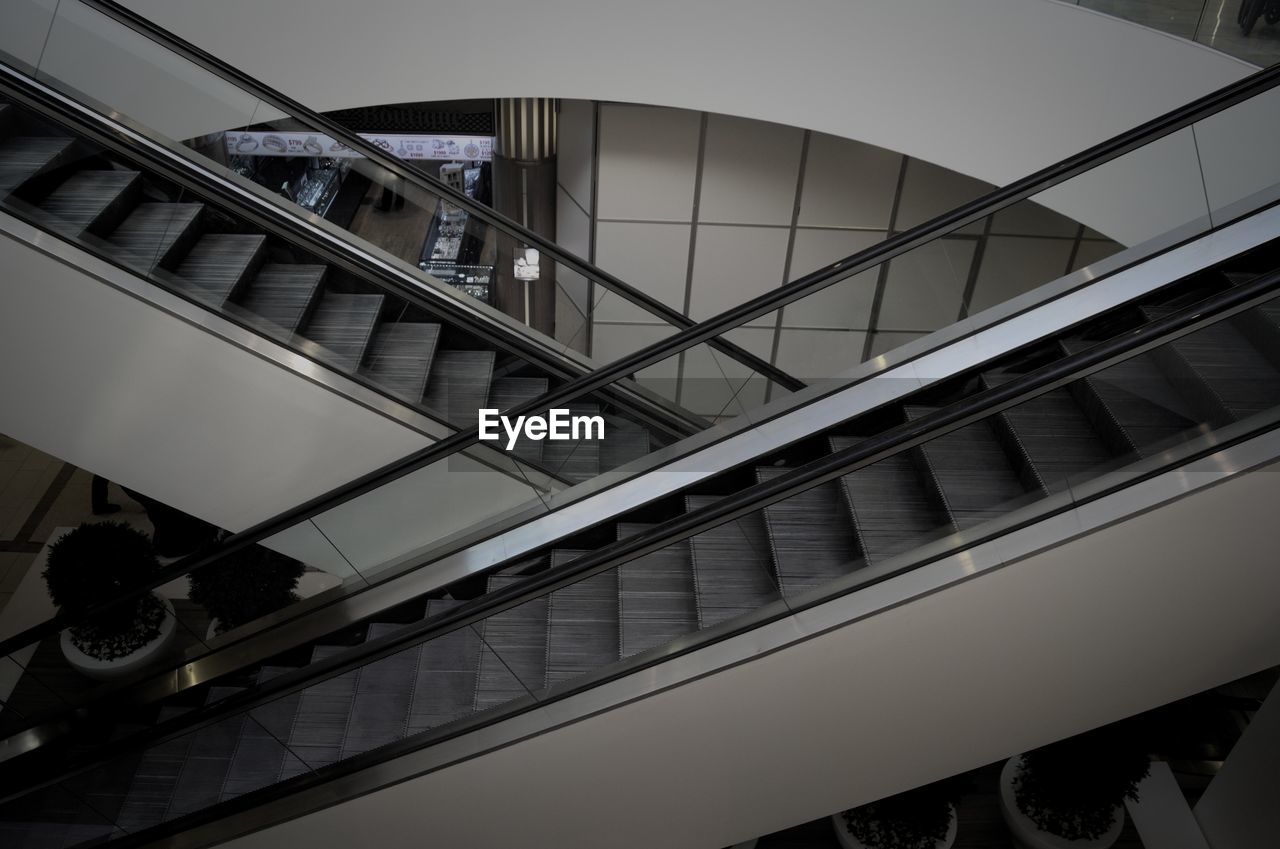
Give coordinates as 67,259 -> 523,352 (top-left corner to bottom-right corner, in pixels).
0,136 -> 74,195
171,233 -> 266,308
1233,300 -> 1280,373
905,405 -> 1030,532
1141,304 -> 1280,421
104,202 -> 203,273
685,494 -> 779,629
219,666 -> 303,801
546,551 -> 619,687
600,416 -> 651,472
1061,338 -> 1199,457
237,263 -> 325,334
423,349 -> 494,427
755,467 -> 859,597
363,322 -> 441,403
115,705 -> 192,832
301,292 -> 384,373
36,169 -> 139,236
341,623 -> 416,758
981,373 -> 1114,493
489,376 -> 550,464
163,713 -> 247,820
474,575 -> 547,712
617,523 -> 698,658
408,599 -> 482,735
830,436 -> 954,565
281,646 -> 358,777
540,403 -> 601,483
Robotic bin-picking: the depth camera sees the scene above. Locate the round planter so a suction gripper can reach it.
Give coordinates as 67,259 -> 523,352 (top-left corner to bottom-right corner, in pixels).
831,803 -> 957,849
60,595 -> 178,681
998,757 -> 1123,849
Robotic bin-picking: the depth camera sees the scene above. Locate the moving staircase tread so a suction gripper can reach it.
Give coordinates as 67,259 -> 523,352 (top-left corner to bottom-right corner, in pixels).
829,436 -> 955,565
0,136 -> 74,195
904,405 -> 1029,531
35,169 -> 139,236
1140,304 -> 1280,420
407,599 -> 483,735
422,349 -> 495,427
341,622 -> 416,758
219,666 -> 303,802
685,494 -> 779,629
980,373 -> 1114,494
162,708 -> 247,821
755,466 -> 859,597
489,376 -> 551,463
540,402 -> 601,483
280,645 -> 358,778
171,233 -> 266,307
546,549 -> 619,687
1060,338 -> 1199,457
104,202 -> 203,273
1233,299 -> 1280,372
363,322 -> 441,402
600,415 -> 652,472
237,263 -> 326,334
473,575 -> 548,713
300,292 -> 384,373
115,705 -> 193,832
616,522 -> 698,659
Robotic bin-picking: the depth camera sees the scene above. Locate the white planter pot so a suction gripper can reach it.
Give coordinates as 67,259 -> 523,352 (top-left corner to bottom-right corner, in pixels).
831,803 -> 957,849
60,595 -> 178,681
998,757 -> 1123,849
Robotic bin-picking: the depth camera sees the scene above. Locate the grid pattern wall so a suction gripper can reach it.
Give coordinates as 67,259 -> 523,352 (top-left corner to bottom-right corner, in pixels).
563,102 -> 1117,414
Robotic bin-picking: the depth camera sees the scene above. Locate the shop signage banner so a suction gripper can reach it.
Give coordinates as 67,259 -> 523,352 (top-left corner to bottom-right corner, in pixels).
225,131 -> 493,161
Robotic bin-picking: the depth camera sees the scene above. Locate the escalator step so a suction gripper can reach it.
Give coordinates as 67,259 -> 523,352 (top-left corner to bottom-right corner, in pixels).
1141,304 -> 1280,421
905,405 -> 1030,531
363,322 -> 441,403
407,599 -> 483,735
423,349 -> 495,427
685,494 -> 779,628
281,646 -> 358,778
617,523 -> 698,659
981,373 -> 1114,493
0,136 -> 74,195
1061,338 -> 1199,457
163,713 -> 246,821
1233,300 -> 1280,373
546,550 -> 619,687
219,666 -> 303,801
171,233 -> 266,308
36,169 -> 139,237
474,575 -> 548,712
104,202 -> 203,273
341,622 -> 416,758
237,263 -> 326,334
301,292 -> 384,373
830,436 -> 954,565
489,376 -> 551,464
115,705 -> 193,831
600,416 -> 652,472
756,467 -> 859,597
540,403 -> 602,483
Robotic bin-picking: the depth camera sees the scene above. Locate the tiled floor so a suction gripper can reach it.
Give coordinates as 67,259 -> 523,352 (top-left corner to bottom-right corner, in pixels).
0,434 -> 154,619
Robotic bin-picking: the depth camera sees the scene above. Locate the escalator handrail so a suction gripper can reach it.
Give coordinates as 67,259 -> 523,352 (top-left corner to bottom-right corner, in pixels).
2,57 -> 1278,664
74,0 -> 804,393
6,264 -> 1278,807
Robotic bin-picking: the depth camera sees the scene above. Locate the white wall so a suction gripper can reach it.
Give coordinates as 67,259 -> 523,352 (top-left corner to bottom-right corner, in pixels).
221,451 -> 1280,849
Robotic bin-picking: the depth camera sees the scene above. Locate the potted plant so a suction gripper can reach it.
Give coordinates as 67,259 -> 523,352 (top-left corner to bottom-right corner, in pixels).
999,725 -> 1150,849
43,521 -> 177,681
832,781 -> 960,849
188,545 -> 305,638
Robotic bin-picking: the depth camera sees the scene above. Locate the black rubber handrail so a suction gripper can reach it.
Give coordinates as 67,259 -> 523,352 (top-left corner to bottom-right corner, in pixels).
5,263 -> 1279,810
78,0 -> 803,393
2,56 -> 1277,664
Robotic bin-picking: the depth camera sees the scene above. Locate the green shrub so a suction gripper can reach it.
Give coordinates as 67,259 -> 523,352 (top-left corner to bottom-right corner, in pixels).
188,545 -> 304,634
1014,725 -> 1150,840
43,521 -> 164,659
839,782 -> 957,849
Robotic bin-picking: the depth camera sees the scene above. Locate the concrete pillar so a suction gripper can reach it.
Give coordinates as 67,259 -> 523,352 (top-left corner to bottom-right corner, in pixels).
492,98 -> 557,336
